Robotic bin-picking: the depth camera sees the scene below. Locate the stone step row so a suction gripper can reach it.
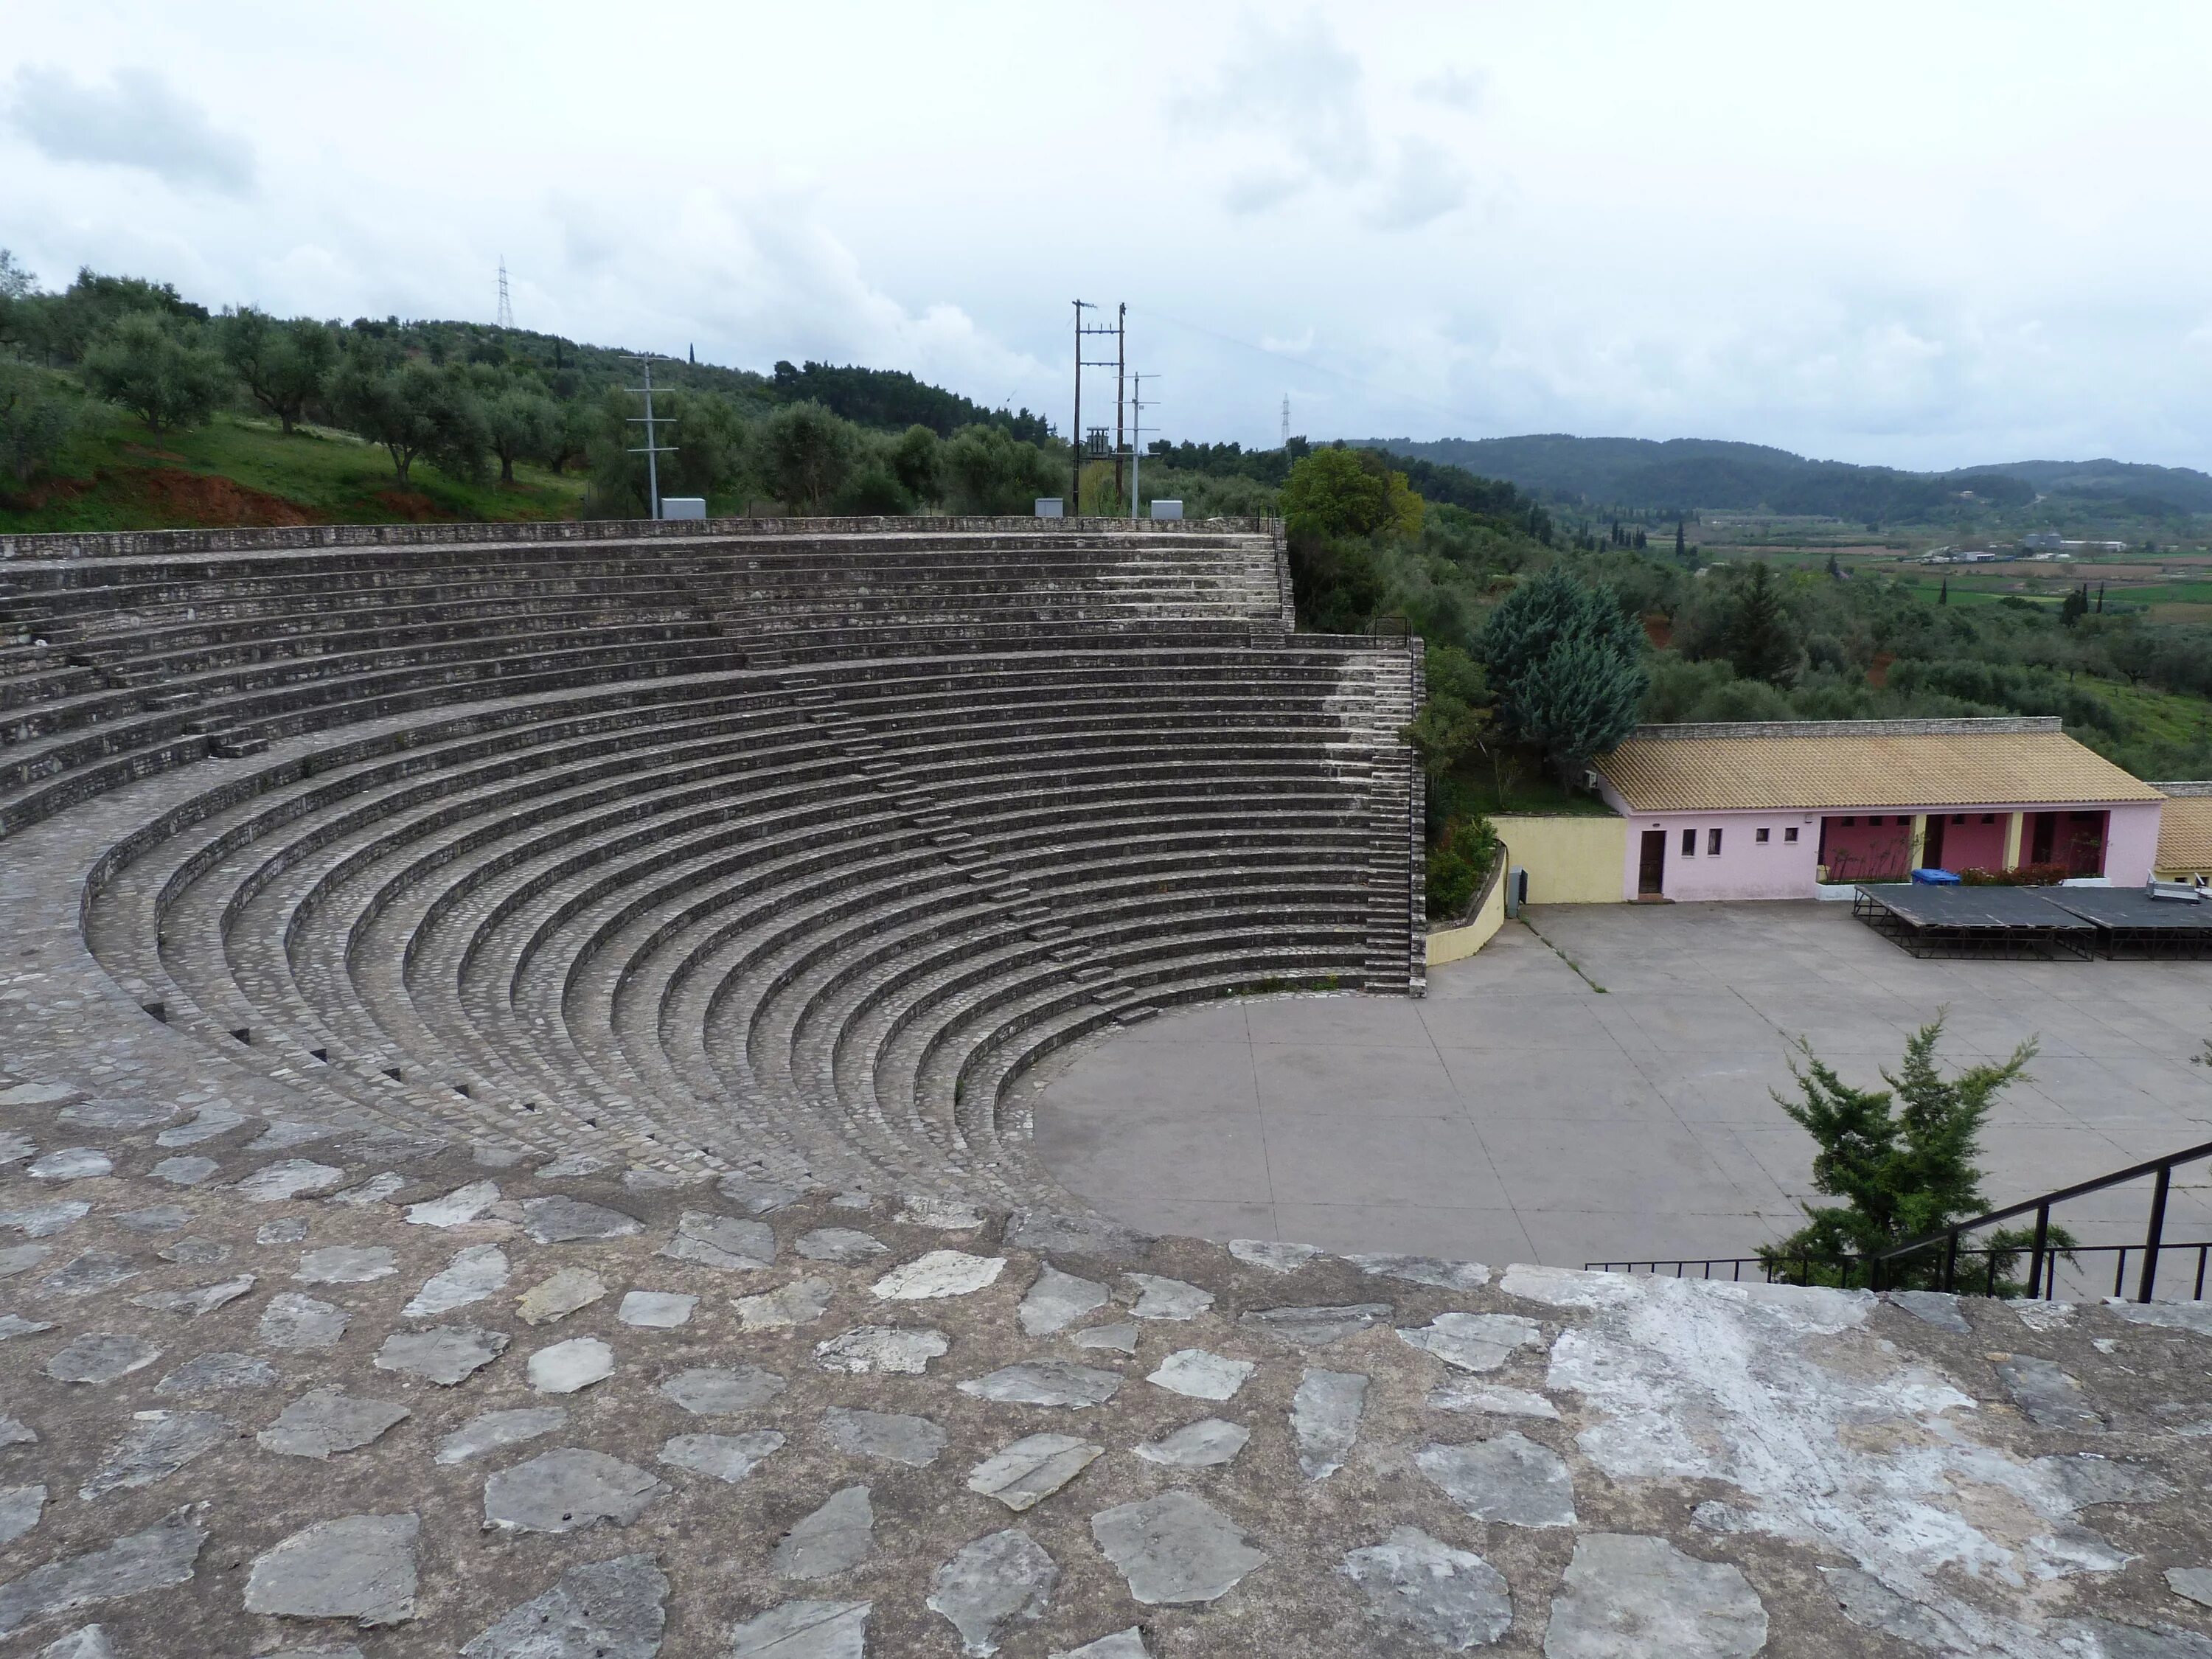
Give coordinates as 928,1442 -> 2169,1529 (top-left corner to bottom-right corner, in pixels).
81,645 -> 1408,1200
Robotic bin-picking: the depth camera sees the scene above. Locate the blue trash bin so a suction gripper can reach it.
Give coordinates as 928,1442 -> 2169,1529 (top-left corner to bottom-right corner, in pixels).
1910,867 -> 1961,885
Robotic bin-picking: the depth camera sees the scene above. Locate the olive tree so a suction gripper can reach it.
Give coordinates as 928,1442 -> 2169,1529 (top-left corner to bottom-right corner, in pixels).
220,308 -> 338,434
0,356 -> 80,486
327,345 -> 488,484
761,400 -> 855,512
82,310 -> 232,434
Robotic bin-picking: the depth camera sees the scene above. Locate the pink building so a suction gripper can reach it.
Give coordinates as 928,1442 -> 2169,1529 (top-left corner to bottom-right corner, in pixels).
1591,717 -> 2166,903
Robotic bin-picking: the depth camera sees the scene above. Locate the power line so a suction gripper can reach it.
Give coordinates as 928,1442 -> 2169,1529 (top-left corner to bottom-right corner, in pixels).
1132,305 -> 1475,432
496,257 -> 513,330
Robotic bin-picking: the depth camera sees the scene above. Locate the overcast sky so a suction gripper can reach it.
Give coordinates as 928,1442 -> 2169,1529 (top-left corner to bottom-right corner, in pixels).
6,3 -> 2211,471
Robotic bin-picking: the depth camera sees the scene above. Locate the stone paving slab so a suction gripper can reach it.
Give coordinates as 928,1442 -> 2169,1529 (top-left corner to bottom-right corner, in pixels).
1,1097 -> 2211,1652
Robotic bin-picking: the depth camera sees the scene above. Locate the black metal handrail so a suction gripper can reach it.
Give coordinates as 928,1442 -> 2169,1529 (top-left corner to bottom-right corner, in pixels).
1590,1137 -> 2212,1301
1364,613 -> 1413,646
1872,1136 -> 2212,1301
1587,1239 -> 2212,1301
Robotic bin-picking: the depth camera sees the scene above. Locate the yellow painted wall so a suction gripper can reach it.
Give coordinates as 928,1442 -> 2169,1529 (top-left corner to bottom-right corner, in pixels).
1427,858 -> 1506,964
1492,813 -> 1629,905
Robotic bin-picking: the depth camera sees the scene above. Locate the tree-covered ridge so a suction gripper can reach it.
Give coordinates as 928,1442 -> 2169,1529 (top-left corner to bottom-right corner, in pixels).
768,360 -> 1049,444
13,248 -> 2212,827
1248,438 -> 2212,914
0,257 -> 1067,525
1365,432 -> 2212,522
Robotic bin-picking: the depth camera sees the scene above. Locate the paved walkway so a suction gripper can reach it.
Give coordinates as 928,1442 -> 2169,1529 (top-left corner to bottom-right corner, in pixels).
1029,902 -> 2212,1270
4,1078 -> 2209,1654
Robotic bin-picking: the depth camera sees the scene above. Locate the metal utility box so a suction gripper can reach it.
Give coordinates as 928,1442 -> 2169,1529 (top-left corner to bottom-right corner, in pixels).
1149,499 -> 1184,521
1034,498 -> 1065,518
660,498 -> 706,521
1505,866 -> 1528,917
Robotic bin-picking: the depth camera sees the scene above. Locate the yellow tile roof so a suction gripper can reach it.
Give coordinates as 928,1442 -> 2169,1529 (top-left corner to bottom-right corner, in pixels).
1596,727 -> 2163,813
2155,796 -> 2212,874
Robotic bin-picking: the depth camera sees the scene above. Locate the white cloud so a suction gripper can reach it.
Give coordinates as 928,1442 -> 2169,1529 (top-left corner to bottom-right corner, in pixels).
1221,170 -> 1309,216
1,3 -> 2208,469
546,187 -> 1054,415
1413,68 -> 1487,111
7,65 -> 254,196
1173,13 -> 1373,209
1365,137 -> 1471,232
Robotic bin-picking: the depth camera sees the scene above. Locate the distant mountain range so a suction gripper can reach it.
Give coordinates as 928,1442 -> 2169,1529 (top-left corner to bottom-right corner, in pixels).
1362,434 -> 2212,522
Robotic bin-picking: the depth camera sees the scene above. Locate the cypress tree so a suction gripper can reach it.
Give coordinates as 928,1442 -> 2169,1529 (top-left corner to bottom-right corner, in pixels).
1722,561 -> 1801,685
1674,518 -> 1686,560
1938,577 -> 1948,605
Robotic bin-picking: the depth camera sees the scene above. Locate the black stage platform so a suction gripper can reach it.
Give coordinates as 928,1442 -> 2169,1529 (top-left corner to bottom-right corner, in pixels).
1852,883 -> 2096,959
2041,886 -> 2212,959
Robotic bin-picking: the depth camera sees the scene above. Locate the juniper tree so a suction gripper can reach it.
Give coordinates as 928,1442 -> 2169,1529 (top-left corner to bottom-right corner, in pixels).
1760,1015 -> 2061,1293
1476,568 -> 1646,780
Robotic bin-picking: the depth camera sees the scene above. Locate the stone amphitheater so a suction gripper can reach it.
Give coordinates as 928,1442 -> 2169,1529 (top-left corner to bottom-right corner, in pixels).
0,516 -> 2207,1657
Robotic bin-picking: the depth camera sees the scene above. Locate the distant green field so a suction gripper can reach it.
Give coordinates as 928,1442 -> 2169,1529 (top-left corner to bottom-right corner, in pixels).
0,409 -> 586,535
1899,579 -> 2053,608
2141,581 -> 2212,605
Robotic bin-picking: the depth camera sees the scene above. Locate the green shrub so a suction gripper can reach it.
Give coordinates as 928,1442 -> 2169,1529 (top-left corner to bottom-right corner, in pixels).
1425,814 -> 1498,919
1958,863 -> 2067,886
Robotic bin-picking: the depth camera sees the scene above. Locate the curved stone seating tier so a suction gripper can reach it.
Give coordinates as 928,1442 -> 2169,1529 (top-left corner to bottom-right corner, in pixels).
8,516 -> 1418,1210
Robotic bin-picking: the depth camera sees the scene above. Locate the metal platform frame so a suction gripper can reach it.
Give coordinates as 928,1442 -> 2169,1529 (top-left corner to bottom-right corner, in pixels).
2039,887 -> 2212,960
1851,884 -> 2095,960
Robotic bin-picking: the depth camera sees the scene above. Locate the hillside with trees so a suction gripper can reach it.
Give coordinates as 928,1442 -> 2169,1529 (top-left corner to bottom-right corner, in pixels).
0,253 -> 1065,532
1220,439 -> 2212,914
1366,432 -> 2212,526
12,248 -> 2212,922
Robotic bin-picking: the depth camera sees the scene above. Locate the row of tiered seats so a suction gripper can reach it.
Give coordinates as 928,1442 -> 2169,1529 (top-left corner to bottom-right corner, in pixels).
4,517 -> 1419,1200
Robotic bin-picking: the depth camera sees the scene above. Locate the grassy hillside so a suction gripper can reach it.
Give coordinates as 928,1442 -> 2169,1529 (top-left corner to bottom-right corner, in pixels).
0,257 -> 1071,535
1,405 -> 585,534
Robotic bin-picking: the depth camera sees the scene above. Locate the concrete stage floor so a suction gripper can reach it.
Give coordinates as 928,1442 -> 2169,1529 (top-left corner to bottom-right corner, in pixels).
1026,900 -> 2212,1271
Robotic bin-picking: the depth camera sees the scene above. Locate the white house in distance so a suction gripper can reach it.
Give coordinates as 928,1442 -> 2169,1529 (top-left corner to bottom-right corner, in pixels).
1590,717 -> 2165,902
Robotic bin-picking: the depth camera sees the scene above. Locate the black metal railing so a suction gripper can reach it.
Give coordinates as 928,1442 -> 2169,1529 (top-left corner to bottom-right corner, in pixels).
1589,1239 -> 2212,1301
1874,1136 -> 2212,1301
1589,1136 -> 2212,1301
1364,613 -> 1413,647
1585,1256 -> 1821,1284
